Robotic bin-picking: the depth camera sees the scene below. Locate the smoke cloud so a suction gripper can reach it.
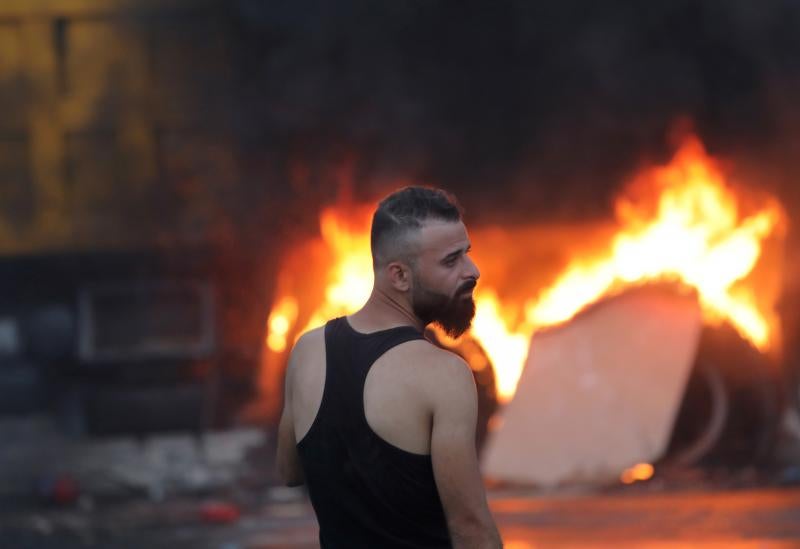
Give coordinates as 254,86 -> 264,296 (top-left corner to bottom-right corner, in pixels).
232,0 -> 800,224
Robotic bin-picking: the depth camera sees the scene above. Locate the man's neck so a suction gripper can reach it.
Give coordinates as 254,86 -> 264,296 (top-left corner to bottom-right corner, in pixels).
348,288 -> 425,333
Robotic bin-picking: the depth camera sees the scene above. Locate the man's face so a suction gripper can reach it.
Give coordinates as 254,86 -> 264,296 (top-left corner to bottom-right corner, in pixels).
410,220 -> 480,338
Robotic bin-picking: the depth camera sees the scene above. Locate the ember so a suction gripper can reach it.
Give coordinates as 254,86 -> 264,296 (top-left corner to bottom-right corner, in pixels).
266,296 -> 298,353
621,463 -> 655,484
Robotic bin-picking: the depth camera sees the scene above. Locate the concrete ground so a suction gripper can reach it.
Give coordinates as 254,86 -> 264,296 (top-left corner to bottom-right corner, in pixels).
3,416 -> 800,548
494,487 -> 800,548
4,484 -> 800,548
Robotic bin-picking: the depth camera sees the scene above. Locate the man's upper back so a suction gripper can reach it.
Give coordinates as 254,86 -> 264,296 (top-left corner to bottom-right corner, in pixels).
290,317 -> 452,548
291,318 -> 459,455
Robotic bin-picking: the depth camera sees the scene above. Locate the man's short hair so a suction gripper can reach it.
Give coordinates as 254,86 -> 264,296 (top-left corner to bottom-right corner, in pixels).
371,186 -> 463,268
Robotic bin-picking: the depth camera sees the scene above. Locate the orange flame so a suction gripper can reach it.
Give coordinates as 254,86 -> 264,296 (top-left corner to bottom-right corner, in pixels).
299,206 -> 375,335
524,136 -> 782,347
263,134 -> 785,406
475,136 -> 783,400
620,462 -> 655,484
266,296 -> 298,353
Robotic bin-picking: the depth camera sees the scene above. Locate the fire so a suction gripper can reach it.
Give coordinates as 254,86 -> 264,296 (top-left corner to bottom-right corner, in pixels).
471,292 -> 531,399
263,134 -> 784,407
524,136 -> 782,350
299,206 -> 374,335
620,462 -> 655,484
266,296 -> 298,353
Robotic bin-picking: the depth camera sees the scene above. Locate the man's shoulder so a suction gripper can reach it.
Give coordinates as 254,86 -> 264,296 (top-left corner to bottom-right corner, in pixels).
288,326 -> 325,365
400,339 -> 474,391
420,340 -> 470,369
294,325 -> 325,348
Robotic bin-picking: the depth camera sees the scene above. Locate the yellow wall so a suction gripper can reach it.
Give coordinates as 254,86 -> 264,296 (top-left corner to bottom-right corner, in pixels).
0,0 -> 235,252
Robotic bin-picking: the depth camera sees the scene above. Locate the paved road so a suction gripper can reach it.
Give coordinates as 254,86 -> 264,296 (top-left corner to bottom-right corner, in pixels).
5,486 -> 800,548
191,486 -> 800,548
493,488 -> 800,548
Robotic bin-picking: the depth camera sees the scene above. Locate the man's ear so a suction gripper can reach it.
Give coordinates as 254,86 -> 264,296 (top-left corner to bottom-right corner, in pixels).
386,261 -> 411,292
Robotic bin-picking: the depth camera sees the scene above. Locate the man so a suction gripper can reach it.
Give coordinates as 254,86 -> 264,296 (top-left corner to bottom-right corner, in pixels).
277,187 -> 502,548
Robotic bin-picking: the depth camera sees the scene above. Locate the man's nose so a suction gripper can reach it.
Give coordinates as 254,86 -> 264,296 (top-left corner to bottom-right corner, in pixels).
465,255 -> 480,281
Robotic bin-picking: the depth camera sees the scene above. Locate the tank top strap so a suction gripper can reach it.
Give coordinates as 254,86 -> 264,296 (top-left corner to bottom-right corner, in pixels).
324,316 -> 425,395
328,316 -> 424,364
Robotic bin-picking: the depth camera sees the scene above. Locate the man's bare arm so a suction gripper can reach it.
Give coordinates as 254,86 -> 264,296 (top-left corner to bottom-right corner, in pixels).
276,341 -> 305,487
429,353 -> 502,548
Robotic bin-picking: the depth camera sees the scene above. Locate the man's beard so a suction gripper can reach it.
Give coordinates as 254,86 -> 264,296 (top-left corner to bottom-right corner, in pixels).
411,279 -> 476,339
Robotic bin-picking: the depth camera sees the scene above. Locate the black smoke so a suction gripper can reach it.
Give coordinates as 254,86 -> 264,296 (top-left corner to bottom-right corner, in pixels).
230,0 -> 800,226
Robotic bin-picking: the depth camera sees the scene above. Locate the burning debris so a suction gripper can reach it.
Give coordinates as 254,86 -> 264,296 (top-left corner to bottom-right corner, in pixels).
259,132 -> 787,482
666,321 -> 783,468
482,285 -> 703,487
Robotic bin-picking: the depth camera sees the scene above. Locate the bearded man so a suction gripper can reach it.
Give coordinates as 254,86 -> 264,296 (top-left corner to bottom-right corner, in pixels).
276,186 -> 502,548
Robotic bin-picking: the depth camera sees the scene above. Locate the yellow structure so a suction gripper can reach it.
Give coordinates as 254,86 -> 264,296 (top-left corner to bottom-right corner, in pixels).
0,0 -> 234,252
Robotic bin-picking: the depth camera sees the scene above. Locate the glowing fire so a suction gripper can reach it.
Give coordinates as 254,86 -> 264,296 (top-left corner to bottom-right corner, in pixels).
263,134 -> 784,405
266,296 -> 298,353
263,203 -> 375,360
620,462 -> 655,484
296,206 -> 374,338
524,136 -> 782,349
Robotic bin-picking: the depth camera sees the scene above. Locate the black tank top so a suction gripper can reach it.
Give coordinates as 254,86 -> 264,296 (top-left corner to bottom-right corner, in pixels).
296,317 -> 452,548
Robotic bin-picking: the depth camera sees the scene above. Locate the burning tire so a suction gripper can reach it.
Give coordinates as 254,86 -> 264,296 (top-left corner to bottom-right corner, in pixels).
666,323 -> 782,467
665,358 -> 729,466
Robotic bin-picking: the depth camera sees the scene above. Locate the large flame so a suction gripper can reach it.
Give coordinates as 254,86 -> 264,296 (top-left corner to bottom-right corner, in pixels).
524,136 -> 782,346
263,135 -> 784,406
298,207 -> 374,336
